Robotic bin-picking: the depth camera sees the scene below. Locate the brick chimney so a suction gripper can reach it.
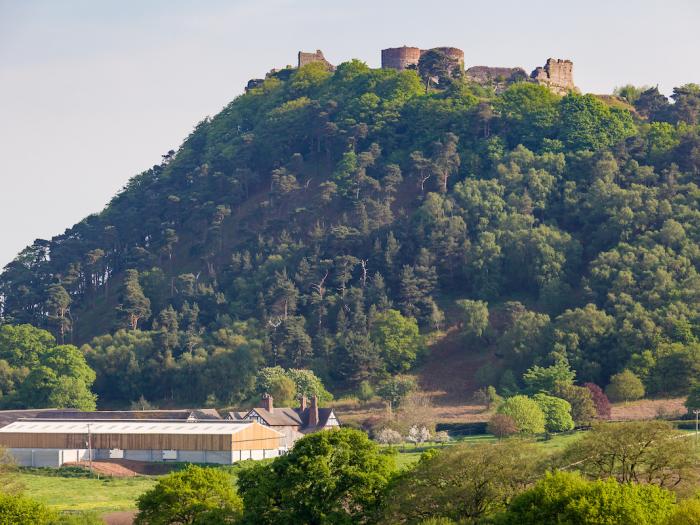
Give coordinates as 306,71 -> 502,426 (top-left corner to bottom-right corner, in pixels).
309,395 -> 319,427
299,395 -> 307,412
261,393 -> 274,413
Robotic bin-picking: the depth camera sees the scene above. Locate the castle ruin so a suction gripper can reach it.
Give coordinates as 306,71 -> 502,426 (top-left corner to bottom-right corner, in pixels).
381,46 -> 421,71
297,49 -> 335,71
530,58 -> 575,95
245,48 -> 577,96
380,46 -> 464,71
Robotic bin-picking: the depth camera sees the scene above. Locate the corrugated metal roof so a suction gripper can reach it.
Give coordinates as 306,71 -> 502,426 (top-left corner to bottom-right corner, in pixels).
0,419 -> 280,436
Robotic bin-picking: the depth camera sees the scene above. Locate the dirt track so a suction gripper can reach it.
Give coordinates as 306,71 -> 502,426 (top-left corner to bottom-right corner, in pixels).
102,511 -> 137,525
64,459 -> 174,477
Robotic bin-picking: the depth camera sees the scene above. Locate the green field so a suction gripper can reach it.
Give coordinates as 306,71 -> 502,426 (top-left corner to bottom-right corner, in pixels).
385,431 -> 586,469
19,432 -> 588,514
19,471 -> 156,513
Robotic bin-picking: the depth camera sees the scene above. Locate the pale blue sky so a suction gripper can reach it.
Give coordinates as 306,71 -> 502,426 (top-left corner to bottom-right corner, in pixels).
1,0 -> 699,267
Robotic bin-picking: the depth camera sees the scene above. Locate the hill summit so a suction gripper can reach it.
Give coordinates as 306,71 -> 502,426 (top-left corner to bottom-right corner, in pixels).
1,51 -> 700,409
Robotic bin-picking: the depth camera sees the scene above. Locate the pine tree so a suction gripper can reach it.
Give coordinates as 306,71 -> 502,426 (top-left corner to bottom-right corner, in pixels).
45,284 -> 71,343
119,270 -> 151,330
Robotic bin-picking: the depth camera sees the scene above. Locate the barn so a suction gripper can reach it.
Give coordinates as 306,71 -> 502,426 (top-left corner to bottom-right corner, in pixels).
0,418 -> 285,467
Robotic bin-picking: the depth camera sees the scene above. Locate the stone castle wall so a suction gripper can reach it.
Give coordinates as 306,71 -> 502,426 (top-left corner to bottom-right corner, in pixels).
530,58 -> 575,94
381,46 -> 465,71
298,50 -> 335,70
381,46 -> 422,71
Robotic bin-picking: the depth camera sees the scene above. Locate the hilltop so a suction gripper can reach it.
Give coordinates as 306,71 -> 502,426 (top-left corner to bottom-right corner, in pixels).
1,48 -> 699,409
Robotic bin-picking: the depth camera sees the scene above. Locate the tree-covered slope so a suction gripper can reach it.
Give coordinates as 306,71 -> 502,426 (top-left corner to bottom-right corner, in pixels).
1,59 -> 700,408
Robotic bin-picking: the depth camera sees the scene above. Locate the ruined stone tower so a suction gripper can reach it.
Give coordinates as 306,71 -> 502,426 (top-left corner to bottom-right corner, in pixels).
297,49 -> 335,70
381,46 -> 422,71
530,58 -> 575,95
381,46 -> 465,72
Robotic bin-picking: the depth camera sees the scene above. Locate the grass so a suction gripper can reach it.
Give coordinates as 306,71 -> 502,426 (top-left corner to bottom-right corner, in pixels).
18,461 -> 257,514
384,430 -> 587,469
18,471 -> 156,513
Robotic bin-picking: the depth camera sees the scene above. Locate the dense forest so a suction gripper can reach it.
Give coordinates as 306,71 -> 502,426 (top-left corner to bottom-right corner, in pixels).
1,55 -> 699,409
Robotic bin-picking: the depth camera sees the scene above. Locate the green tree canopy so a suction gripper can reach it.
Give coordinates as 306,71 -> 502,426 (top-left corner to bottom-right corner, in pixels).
606,369 -> 645,402
496,470 -> 675,525
370,309 -> 422,373
496,395 -> 546,434
381,441 -> 541,523
533,393 -> 574,433
135,464 -> 242,525
238,428 -> 394,525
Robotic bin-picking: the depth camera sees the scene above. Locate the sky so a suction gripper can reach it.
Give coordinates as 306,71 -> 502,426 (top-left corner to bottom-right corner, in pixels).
1,0 -> 699,267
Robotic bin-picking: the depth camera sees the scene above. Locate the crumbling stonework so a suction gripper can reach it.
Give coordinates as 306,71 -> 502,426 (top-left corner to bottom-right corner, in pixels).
530,58 -> 575,95
381,46 -> 422,71
429,47 -> 465,69
381,46 -> 465,72
298,49 -> 335,71
466,66 -> 528,92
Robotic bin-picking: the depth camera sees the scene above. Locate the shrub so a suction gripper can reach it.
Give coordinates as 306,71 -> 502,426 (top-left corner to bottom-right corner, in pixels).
357,380 -> 374,402
376,375 -> 418,410
666,498 -> 700,525
375,427 -> 403,446
606,369 -> 645,402
433,430 -> 451,444
474,385 -> 503,411
0,492 -> 57,524
54,511 -> 104,524
584,382 -> 611,418
407,425 -> 431,446
487,413 -> 519,438
496,395 -> 545,434
533,393 -> 575,433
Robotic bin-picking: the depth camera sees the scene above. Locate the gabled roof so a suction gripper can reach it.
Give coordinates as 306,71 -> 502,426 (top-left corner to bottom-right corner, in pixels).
299,408 -> 336,430
238,406 -> 337,430
246,407 -> 304,427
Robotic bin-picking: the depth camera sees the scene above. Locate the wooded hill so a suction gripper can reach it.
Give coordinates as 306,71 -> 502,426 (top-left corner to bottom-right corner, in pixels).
1,58 -> 700,408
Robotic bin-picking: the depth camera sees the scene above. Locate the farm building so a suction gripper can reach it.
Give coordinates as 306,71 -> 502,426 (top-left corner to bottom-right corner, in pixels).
0,418 -> 284,467
227,394 -> 340,446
